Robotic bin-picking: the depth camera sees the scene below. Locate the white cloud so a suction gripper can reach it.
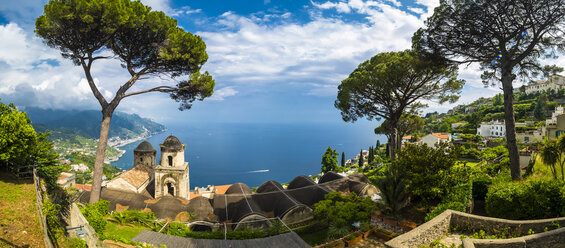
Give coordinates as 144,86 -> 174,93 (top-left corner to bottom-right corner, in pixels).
208,87 -> 239,101
199,0 -> 433,96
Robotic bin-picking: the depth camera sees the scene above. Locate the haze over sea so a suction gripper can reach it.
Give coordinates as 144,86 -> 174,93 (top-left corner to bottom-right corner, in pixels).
112,122 -> 385,188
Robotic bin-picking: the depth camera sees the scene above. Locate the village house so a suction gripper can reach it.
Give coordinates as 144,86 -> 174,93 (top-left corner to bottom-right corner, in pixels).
422,133 -> 451,148
516,127 -> 545,144
57,172 -> 76,188
477,120 -> 505,138
524,74 -> 565,95
546,106 -> 565,139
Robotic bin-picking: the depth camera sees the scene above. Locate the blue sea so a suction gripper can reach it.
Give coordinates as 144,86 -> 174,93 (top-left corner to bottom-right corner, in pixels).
111,122 -> 385,188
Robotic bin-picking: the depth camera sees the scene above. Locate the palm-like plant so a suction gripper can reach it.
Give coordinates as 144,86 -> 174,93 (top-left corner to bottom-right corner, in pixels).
541,139 -> 560,179
375,163 -> 410,218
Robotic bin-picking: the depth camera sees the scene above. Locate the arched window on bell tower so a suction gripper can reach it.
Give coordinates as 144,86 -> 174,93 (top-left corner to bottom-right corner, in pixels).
168,156 -> 173,166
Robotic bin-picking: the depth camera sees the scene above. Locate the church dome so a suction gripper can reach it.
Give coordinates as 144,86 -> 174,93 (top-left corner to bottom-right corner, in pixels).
134,141 -> 156,152
162,135 -> 183,150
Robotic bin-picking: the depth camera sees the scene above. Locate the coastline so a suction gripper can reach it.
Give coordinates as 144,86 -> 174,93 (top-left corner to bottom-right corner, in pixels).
104,129 -> 167,164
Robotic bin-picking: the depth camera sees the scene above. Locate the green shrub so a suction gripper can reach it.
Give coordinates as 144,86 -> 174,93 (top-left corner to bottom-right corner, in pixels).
425,182 -> 472,221
43,198 -> 64,240
327,223 -> 350,239
314,192 -> 376,228
68,238 -> 87,248
486,179 -> 565,219
80,200 -> 110,234
110,209 -> 156,227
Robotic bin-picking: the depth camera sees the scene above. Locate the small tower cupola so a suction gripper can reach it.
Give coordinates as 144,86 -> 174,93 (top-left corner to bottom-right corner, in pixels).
155,135 -> 190,199
133,141 -> 156,168
160,135 -> 185,167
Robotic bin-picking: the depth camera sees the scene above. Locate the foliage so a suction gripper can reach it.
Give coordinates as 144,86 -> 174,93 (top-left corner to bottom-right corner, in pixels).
485,179 -> 565,219
335,50 -> 463,159
80,200 -> 109,234
321,147 -> 339,173
375,114 -> 425,150
414,0 -> 565,181
314,192 -> 376,228
43,197 -> 64,241
541,135 -> 565,180
395,143 -> 466,204
0,100 -> 62,188
533,94 -> 549,121
109,210 -> 156,227
327,223 -> 351,239
425,182 -> 472,221
374,163 -> 410,216
68,238 -> 87,248
358,149 -> 364,167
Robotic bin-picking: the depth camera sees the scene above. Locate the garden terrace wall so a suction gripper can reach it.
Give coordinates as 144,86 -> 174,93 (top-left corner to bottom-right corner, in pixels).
384,210 -> 452,248
450,211 -> 565,236
461,227 -> 565,248
385,210 -> 565,248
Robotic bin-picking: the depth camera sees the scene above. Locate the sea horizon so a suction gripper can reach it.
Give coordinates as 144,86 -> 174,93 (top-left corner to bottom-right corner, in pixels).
111,121 -> 385,188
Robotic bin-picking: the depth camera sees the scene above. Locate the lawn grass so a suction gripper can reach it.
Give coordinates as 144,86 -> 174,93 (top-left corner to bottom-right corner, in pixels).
103,221 -> 150,241
0,170 -> 45,248
528,155 -> 564,180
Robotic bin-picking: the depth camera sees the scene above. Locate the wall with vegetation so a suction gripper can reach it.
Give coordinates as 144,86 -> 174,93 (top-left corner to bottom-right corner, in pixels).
385,210 -> 565,248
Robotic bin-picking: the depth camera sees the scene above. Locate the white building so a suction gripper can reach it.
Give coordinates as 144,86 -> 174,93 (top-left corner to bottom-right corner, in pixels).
57,172 -> 76,188
422,133 -> 451,148
525,75 -> 565,94
547,106 -> 564,125
70,163 -> 89,173
477,120 -> 506,138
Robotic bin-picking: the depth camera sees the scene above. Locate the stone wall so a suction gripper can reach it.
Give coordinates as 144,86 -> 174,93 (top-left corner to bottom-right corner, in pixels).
385,210 -> 565,248
462,227 -> 565,248
65,203 -> 99,248
384,210 -> 452,248
450,211 -> 565,236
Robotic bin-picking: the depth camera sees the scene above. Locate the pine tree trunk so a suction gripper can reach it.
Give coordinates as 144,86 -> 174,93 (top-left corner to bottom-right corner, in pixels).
390,127 -> 398,161
501,69 -> 521,181
89,109 -> 114,204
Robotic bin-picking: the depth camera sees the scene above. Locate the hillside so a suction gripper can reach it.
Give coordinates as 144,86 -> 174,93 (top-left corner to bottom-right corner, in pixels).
419,88 -> 565,135
25,108 -> 166,140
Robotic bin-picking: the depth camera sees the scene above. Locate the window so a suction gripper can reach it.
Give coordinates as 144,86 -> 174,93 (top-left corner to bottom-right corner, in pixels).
168,156 -> 173,166
525,137 -> 530,142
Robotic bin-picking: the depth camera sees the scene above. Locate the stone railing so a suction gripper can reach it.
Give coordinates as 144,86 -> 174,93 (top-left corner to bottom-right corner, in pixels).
385,210 -> 565,248
65,203 -> 100,248
384,210 -> 452,248
33,169 -> 53,248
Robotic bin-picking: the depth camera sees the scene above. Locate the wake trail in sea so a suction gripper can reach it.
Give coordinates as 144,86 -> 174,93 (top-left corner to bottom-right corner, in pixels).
246,169 -> 269,173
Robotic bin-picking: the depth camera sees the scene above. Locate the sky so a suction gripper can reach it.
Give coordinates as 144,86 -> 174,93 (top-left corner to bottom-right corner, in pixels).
0,0 -> 520,125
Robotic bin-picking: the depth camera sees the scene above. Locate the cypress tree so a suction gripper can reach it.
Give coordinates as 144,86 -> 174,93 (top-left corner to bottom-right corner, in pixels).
341,152 -> 345,167
377,140 -> 381,148
368,146 -> 374,163
359,149 -> 364,167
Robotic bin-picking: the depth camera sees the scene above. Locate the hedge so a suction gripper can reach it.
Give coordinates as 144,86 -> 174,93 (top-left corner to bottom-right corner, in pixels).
486,179 -> 565,220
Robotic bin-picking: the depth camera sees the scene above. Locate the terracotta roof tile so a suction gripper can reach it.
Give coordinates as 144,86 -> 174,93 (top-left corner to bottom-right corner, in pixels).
76,184 -> 91,191
431,133 -> 450,140
111,164 -> 152,190
214,184 -> 232,195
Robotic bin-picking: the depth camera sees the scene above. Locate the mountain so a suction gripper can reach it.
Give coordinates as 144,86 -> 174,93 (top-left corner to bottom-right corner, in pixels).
24,107 -> 166,140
